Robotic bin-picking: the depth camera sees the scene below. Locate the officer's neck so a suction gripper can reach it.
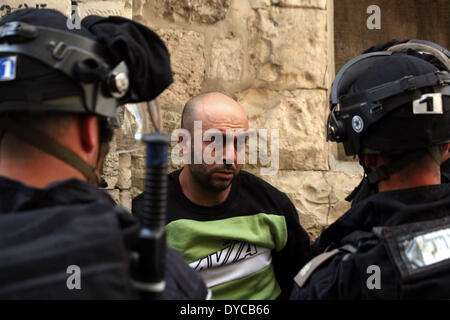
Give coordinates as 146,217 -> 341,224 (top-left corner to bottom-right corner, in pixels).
377,168 -> 441,192
0,155 -> 87,189
366,153 -> 441,192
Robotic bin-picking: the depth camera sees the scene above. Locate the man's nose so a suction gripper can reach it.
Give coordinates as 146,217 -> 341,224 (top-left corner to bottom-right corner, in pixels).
223,142 -> 237,164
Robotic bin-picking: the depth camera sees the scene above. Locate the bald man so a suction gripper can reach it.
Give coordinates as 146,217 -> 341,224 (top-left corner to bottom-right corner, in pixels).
133,92 -> 311,300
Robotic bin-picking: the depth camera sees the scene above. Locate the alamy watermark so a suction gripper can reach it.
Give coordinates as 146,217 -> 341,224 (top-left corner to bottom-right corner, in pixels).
367,5 -> 381,30
366,264 -> 381,290
66,5 -> 81,30
66,265 -> 81,290
171,121 -> 279,176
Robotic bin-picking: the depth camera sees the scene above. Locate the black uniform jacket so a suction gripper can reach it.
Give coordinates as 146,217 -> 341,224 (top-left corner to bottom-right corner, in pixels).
291,182 -> 450,299
0,177 -> 207,299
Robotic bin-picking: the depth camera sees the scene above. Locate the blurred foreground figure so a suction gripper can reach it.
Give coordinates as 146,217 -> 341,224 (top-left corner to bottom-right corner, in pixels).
291,40 -> 450,299
0,9 -> 208,299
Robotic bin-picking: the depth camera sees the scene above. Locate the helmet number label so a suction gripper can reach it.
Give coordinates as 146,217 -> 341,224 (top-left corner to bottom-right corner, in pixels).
352,115 -> 364,133
413,93 -> 443,114
0,56 -> 16,81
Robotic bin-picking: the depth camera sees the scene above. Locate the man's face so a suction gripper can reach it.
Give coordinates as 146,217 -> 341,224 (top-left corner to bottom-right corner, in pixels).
187,103 -> 249,192
189,130 -> 248,191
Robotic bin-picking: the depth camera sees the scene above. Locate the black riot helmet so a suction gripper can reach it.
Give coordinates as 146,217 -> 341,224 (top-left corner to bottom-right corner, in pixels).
365,39 -> 450,72
0,9 -> 172,185
327,40 -> 450,185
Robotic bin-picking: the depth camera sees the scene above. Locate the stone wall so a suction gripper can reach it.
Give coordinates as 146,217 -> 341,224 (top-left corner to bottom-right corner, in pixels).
0,0 -> 366,240
131,0 -> 364,239
3,0 -> 448,239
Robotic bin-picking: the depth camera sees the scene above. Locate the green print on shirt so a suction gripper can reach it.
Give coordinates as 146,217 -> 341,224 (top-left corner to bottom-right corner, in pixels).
166,213 -> 288,299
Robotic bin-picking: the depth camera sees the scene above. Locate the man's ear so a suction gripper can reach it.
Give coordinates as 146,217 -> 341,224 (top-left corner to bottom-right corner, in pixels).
79,115 -> 99,162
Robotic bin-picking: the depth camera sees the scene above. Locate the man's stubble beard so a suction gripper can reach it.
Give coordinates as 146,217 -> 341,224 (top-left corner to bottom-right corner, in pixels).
188,163 -> 239,192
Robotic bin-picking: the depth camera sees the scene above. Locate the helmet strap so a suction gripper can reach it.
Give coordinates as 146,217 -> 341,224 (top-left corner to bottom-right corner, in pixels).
366,146 -> 443,185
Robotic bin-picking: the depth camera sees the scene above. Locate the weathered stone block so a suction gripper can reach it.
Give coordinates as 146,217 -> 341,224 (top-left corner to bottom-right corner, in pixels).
236,88 -> 328,171
116,153 -> 132,189
152,0 -> 231,24
255,169 -> 362,240
208,37 -> 243,81
261,170 -> 328,239
248,6 -> 328,89
76,0 -> 132,19
130,186 -> 143,202
115,105 -> 146,153
102,135 -> 119,189
162,109 -> 182,138
103,151 -> 119,189
131,151 -> 146,191
325,171 -> 363,224
132,0 -> 147,19
0,0 -> 71,18
156,29 -> 205,112
119,189 -> 132,212
249,0 -> 271,9
271,0 -> 327,9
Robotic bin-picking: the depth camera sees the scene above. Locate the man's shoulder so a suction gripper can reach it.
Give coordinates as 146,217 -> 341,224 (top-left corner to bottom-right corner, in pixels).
132,169 -> 181,216
237,170 -> 291,203
238,170 -> 280,190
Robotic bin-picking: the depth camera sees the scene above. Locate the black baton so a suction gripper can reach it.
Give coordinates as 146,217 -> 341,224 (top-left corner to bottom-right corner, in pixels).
133,133 -> 169,300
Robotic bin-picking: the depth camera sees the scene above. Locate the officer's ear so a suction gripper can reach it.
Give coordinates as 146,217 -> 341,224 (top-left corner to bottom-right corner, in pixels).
440,143 -> 450,164
364,154 -> 387,171
79,115 -> 100,160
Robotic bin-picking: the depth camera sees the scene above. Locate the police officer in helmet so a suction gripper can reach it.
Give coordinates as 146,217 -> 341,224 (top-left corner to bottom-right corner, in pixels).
0,8 -> 208,299
291,42 -> 450,299
347,40 -> 450,205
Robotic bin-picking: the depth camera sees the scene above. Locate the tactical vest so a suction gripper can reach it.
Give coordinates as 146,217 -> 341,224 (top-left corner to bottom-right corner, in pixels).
295,216 -> 450,299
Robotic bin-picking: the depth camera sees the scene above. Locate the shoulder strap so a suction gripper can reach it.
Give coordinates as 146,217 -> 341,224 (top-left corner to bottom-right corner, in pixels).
295,228 -> 384,288
294,244 -> 357,288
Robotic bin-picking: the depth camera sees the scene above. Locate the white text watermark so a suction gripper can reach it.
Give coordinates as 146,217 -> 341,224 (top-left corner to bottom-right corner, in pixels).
170,121 -> 279,176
